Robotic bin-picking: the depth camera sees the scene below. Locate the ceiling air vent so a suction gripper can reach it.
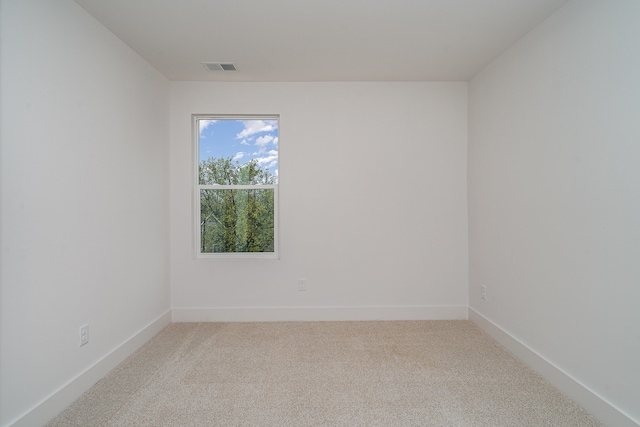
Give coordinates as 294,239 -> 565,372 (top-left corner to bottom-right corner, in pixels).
202,62 -> 237,71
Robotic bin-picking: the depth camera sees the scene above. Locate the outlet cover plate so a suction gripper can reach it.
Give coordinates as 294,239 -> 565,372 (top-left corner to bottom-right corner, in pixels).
80,324 -> 89,347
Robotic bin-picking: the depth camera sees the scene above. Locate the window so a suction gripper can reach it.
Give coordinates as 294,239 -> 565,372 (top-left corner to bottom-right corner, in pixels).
194,115 -> 279,258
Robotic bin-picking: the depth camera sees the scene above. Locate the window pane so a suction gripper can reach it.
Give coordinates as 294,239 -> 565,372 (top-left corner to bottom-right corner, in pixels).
200,188 -> 275,253
198,119 -> 278,185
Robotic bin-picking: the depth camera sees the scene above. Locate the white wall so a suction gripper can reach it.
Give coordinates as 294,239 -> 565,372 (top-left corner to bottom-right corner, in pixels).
170,82 -> 468,321
468,0 -> 640,423
0,0 -> 171,425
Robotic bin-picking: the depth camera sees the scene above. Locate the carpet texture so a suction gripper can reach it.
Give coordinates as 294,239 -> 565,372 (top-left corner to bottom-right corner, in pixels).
48,321 -> 602,426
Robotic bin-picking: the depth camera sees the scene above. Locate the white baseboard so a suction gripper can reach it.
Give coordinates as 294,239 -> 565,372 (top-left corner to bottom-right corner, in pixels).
172,305 -> 469,322
22,307 -> 635,427
469,308 -> 639,427
9,310 -> 172,427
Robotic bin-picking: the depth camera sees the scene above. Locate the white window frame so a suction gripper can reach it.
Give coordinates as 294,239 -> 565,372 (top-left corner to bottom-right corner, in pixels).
193,114 -> 279,259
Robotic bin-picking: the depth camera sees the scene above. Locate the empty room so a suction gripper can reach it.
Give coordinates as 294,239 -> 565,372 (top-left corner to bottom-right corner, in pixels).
0,0 -> 638,426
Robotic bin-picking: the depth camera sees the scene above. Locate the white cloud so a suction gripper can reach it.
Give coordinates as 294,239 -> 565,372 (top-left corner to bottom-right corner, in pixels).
255,150 -> 278,169
253,147 -> 277,156
236,120 -> 278,139
240,139 -> 250,145
199,120 -> 217,133
273,137 -> 279,145
255,135 -> 274,147
254,135 -> 275,153
256,156 -> 278,165
233,152 -> 246,161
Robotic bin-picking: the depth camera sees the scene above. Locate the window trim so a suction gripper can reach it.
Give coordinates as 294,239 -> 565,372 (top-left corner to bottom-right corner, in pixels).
193,114 -> 280,260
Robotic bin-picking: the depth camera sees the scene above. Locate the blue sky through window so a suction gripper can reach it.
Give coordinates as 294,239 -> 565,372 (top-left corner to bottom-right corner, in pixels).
199,118 -> 279,181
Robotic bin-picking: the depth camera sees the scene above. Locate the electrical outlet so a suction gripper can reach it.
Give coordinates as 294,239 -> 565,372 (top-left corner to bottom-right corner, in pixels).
480,285 -> 487,301
298,278 -> 307,291
79,324 -> 89,347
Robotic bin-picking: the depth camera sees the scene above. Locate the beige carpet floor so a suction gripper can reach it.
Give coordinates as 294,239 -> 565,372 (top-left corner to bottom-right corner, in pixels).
48,321 -> 602,426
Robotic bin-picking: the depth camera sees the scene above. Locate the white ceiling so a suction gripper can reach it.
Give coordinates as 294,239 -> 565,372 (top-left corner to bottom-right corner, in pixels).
74,0 -> 568,82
